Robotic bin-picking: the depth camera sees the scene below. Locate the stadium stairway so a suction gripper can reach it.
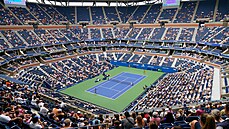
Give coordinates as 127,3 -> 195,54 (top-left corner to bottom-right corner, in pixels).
222,49 -> 229,55
172,3 -> 181,23
127,54 -> 135,62
176,28 -> 182,40
212,67 -> 221,100
0,32 -> 13,48
155,8 -> 162,23
125,28 -> 133,39
135,28 -> 143,39
137,55 -> 144,63
139,4 -> 152,23
96,54 -> 100,62
101,7 -> 107,22
192,28 -> 198,41
111,28 -> 115,39
112,53 -> 117,60
37,66 -> 55,81
171,58 -> 178,68
119,53 -> 126,61
15,31 -> 30,46
191,1 -> 199,22
220,36 -> 229,45
69,59 -> 82,68
148,28 -> 155,40
0,2 -> 23,25
159,57 -> 165,66
49,2 -> 70,23
35,4 -> 58,24
213,0 -> 219,22
103,52 -> 107,58
161,28 -> 168,40
99,29 -> 104,39
25,6 -> 41,23
126,6 -> 139,23
89,7 -> 93,24
114,7 -> 122,23
148,56 -> 155,64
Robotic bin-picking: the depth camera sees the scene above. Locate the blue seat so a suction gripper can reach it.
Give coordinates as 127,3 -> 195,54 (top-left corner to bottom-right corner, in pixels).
174,121 -> 186,126
180,123 -> 191,129
159,123 -> 173,129
185,116 -> 199,122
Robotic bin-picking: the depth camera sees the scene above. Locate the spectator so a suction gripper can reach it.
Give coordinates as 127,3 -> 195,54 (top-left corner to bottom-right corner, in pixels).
175,109 -> 185,121
150,112 -> 160,126
149,121 -> 158,129
121,112 -> 134,129
39,103 -> 49,116
160,108 -> 167,118
200,113 -> 216,129
29,116 -> 44,129
61,118 -> 73,129
0,107 -> 12,123
211,109 -> 223,124
112,114 -> 121,129
216,103 -> 229,129
135,115 -> 145,128
104,115 -> 112,127
161,112 -> 175,123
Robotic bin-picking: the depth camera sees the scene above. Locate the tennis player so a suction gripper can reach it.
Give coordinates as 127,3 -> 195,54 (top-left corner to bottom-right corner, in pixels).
94,88 -> 97,94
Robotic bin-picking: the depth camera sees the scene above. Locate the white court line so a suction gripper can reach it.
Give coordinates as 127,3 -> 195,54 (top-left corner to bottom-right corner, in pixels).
109,77 -> 130,89
85,72 -> 126,98
120,75 -> 144,79
119,72 -> 146,80
85,90 -> 116,100
98,86 -> 120,92
86,72 -> 146,100
111,75 -> 146,99
111,76 -> 145,99
96,72 -> 125,89
118,75 -> 141,80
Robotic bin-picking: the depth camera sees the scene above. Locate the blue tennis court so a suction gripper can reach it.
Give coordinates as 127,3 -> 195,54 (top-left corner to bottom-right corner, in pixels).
86,72 -> 146,99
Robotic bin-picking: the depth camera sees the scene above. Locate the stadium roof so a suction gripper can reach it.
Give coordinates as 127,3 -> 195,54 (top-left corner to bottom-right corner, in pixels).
49,0 -> 154,3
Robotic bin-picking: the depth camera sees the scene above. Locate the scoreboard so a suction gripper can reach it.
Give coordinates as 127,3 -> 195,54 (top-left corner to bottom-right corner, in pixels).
4,0 -> 26,7
163,0 -> 180,8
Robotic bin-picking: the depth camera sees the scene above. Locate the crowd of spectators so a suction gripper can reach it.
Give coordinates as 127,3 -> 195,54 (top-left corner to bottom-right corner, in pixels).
159,8 -> 177,21
128,28 -> 142,39
174,2 -> 196,23
15,54 -> 113,90
138,28 -> 153,40
0,4 -> 21,25
102,28 -> 114,39
0,79 -> 111,128
8,7 -> 36,25
26,3 -> 56,25
141,4 -> 161,24
179,28 -> 195,41
0,25 -> 227,50
1,30 -> 24,47
194,0 -> 215,20
47,30 -> 70,43
133,60 -> 213,111
164,28 -> 180,40
1,77 -> 229,129
39,4 -> 67,24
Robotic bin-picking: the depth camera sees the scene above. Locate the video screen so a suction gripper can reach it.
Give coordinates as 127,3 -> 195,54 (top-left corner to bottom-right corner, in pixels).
163,0 -> 180,8
4,0 -> 26,7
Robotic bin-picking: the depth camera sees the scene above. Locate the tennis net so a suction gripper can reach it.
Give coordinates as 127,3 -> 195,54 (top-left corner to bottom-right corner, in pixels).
109,78 -> 133,85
